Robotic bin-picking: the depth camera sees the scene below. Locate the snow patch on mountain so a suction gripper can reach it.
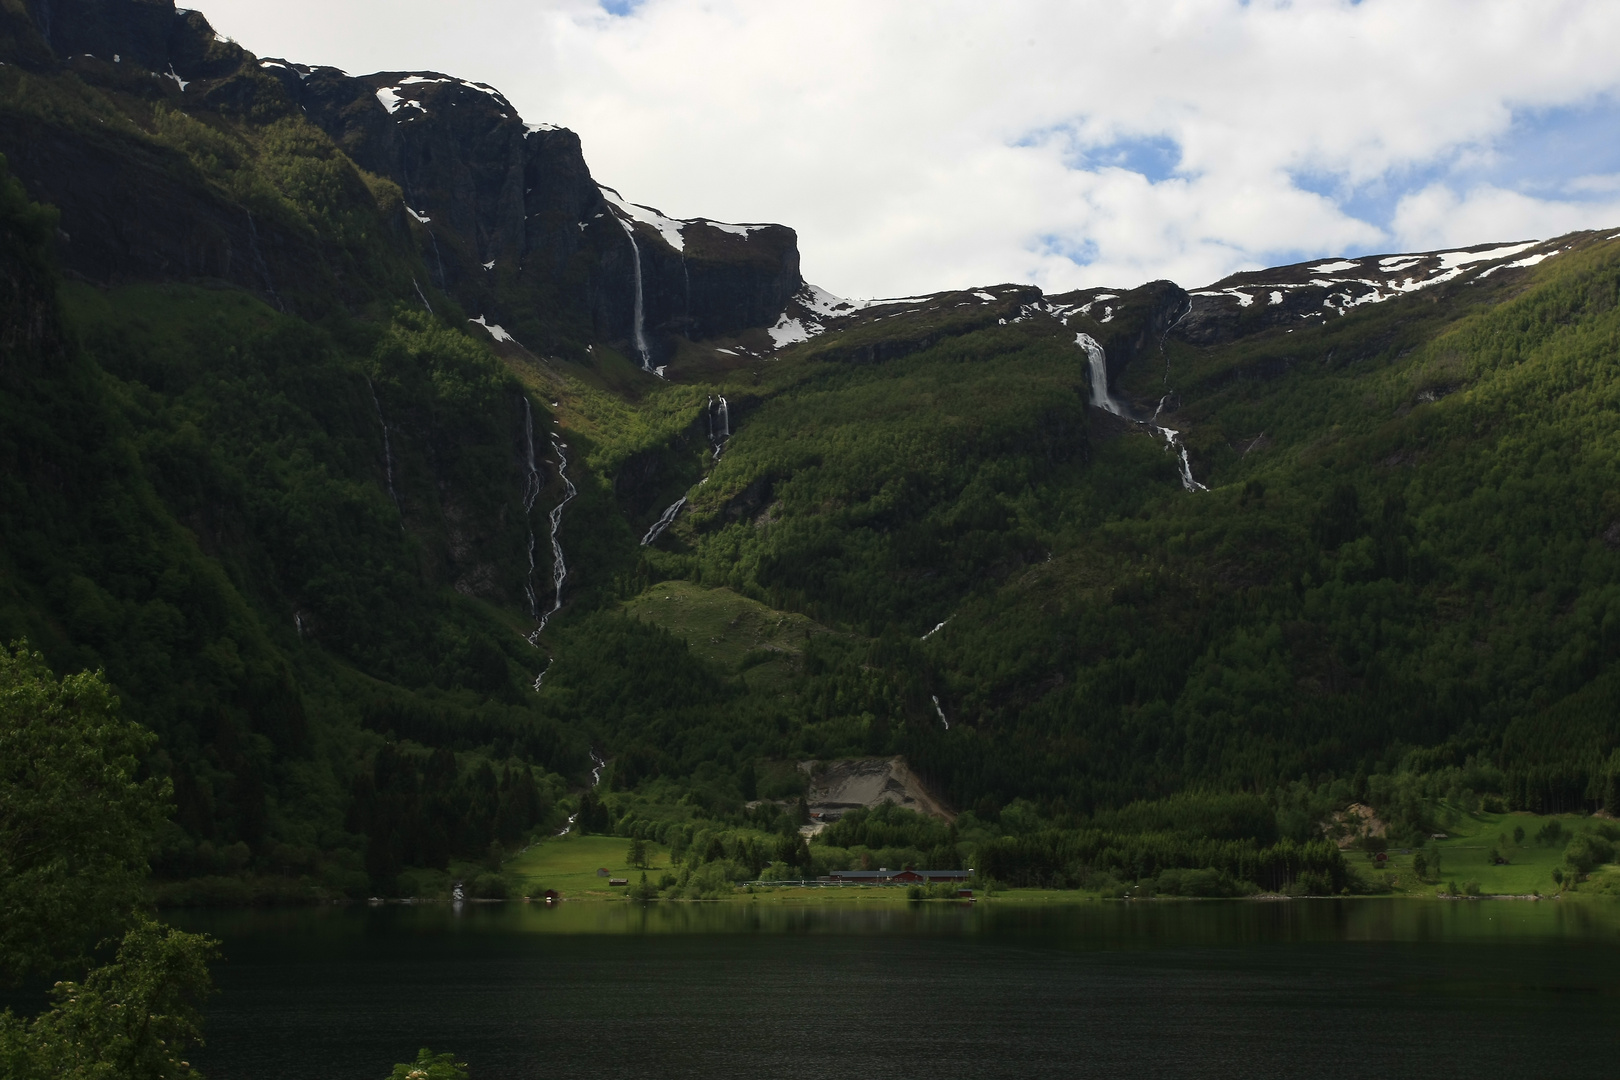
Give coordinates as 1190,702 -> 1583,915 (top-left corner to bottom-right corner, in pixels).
769,315 -> 812,348
599,186 -> 688,252
1435,242 -> 1538,269
469,316 -> 515,344
703,221 -> 772,238
375,86 -> 424,116
797,283 -> 860,319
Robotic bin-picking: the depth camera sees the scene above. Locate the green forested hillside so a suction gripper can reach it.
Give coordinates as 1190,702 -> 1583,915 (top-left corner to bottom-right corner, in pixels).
1,0 -> 1618,905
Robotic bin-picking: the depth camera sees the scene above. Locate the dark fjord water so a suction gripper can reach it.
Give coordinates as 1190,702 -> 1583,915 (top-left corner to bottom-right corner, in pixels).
173,899 -> 1620,1080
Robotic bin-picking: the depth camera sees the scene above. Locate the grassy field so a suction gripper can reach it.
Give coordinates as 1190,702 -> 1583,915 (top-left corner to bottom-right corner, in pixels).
1348,807 -> 1615,897
506,805 -> 1620,904
506,834 -> 676,899
621,579 -> 834,690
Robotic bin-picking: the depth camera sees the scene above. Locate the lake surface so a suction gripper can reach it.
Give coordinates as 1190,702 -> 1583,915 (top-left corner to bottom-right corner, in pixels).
173,898 -> 1620,1080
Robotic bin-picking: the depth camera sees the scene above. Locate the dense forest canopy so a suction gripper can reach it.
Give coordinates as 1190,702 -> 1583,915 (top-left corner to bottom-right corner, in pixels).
0,0 -> 1615,916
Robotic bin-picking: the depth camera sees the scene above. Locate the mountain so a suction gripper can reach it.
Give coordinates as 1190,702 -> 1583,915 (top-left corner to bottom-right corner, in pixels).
1,0 -> 1617,900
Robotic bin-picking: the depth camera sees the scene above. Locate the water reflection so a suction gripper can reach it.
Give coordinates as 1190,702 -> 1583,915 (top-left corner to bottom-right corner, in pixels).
178,894 -> 1620,945
173,900 -> 1620,1080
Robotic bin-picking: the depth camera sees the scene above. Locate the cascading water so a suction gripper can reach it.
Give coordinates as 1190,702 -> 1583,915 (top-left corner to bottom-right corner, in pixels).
1159,297 -> 1193,388
1079,333 -> 1205,492
641,497 -> 687,546
709,395 -> 733,460
932,695 -> 950,731
1077,333 -> 1126,417
244,211 -> 283,312
425,227 -> 448,291
612,214 -> 653,371
922,620 -> 948,641
412,277 -> 434,315
367,378 -> 401,518
520,398 -> 544,621
644,394 -> 734,549
528,434 -> 579,643
555,750 -> 609,835
1158,427 -> 1208,493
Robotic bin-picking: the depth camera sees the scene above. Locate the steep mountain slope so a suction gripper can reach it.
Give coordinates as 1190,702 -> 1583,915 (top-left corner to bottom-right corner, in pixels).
1,0 -> 1617,900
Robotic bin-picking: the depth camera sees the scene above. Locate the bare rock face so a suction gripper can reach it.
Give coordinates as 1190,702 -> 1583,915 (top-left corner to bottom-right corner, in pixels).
799,756 -> 954,826
262,63 -> 802,362
5,0 -> 803,363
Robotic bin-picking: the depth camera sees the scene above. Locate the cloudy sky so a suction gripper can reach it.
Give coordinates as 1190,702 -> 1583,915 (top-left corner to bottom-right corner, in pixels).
201,0 -> 1620,299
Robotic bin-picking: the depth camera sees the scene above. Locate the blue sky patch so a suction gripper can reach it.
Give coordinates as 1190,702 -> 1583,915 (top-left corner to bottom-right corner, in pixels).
1080,135 -> 1183,183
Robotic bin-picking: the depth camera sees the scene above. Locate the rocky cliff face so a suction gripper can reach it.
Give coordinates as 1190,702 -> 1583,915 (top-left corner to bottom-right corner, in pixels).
2,0 -> 802,364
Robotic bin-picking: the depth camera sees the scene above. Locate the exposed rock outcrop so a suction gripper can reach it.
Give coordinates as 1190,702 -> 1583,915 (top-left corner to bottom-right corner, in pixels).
799,756 -> 954,827
3,0 -> 803,362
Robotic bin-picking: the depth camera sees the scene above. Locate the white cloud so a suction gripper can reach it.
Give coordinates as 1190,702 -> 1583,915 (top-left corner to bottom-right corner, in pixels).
198,0 -> 1620,296
1392,183 -> 1620,252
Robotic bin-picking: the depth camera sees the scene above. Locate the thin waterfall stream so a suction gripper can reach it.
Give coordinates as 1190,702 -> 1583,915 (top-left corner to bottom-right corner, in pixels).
532,433 -> 579,642
243,210 -> 283,312
612,214 -> 654,372
518,399 -> 579,693
367,378 -> 401,519
520,398 -> 544,622
555,750 -> 609,835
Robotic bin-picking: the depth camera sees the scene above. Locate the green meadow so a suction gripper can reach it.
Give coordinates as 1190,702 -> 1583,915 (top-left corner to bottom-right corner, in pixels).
1349,806 -> 1619,898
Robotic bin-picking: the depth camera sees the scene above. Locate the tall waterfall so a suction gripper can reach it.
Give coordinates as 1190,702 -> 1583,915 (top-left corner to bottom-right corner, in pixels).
411,277 -> 434,315
528,434 -> 579,644
1077,333 -> 1126,417
641,496 -> 687,546
716,396 -> 731,439
932,695 -> 950,731
367,378 -> 400,517
1078,333 -> 1206,492
613,215 -> 653,371
520,398 -> 544,622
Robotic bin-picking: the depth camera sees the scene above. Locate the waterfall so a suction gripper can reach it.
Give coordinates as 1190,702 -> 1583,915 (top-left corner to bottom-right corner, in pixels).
1077,333 -> 1125,417
706,395 -> 733,460
1078,333 -> 1206,492
367,378 -> 401,518
412,277 -> 434,315
426,227 -> 448,291
1157,426 -> 1209,492
613,215 -> 653,371
520,398 -> 544,621
527,434 -> 579,644
1159,296 -> 1193,388
932,695 -> 950,731
244,211 -> 283,312
641,496 -> 687,546
554,751 -> 609,835
922,619 -> 948,641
